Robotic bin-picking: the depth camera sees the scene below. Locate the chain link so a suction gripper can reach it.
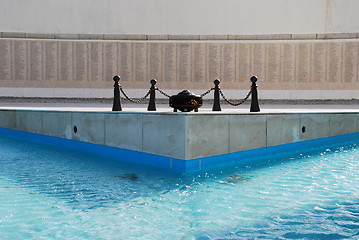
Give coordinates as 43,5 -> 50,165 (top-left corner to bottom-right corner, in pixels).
119,85 -> 251,106
200,88 -> 214,97
219,89 -> 252,106
156,87 -> 215,98
120,86 -> 151,103
155,87 -> 171,98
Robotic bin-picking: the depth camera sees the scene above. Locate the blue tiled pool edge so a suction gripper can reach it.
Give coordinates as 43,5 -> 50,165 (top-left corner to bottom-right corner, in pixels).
0,127 -> 180,172
1,127 -> 358,173
191,131 -> 359,173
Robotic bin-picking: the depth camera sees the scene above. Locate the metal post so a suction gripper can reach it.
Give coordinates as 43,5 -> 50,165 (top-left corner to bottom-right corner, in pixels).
112,75 -> 122,111
147,79 -> 157,111
212,79 -> 221,111
250,76 -> 260,112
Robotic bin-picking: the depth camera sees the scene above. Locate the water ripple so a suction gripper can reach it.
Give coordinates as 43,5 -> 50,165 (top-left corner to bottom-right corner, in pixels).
1,134 -> 359,239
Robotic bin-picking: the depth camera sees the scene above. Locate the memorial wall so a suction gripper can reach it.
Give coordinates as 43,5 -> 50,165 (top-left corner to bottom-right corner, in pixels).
0,35 -> 358,99
1,0 -> 358,99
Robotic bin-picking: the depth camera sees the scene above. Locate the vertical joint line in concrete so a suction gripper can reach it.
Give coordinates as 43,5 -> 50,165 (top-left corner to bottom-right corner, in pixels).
70,112 -> 74,140
265,115 -> 268,147
329,114 -> 332,136
103,113 -> 106,146
41,111 -> 44,134
184,114 -> 188,160
141,114 -> 144,152
228,115 -> 231,154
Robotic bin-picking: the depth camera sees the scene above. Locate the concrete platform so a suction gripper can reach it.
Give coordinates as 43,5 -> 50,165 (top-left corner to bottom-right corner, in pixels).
0,101 -> 358,172
0,101 -> 358,113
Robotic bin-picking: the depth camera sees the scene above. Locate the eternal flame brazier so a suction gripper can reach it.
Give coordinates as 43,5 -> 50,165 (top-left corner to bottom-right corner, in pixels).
169,90 -> 203,112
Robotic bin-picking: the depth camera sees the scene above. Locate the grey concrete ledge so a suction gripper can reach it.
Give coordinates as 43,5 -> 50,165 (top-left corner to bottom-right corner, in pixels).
290,34 -> 318,40
146,35 -> 170,40
25,33 -> 55,39
2,32 -> 27,38
1,32 -> 358,41
316,33 -> 359,39
168,34 -> 201,40
200,35 -> 230,40
78,34 -> 105,40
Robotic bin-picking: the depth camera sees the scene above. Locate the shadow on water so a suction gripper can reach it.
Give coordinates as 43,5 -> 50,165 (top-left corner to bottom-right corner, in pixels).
0,135 -> 195,210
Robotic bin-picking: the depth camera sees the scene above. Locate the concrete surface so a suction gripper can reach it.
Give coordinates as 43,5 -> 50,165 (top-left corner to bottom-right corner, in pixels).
0,101 -> 358,171
1,0 -> 358,34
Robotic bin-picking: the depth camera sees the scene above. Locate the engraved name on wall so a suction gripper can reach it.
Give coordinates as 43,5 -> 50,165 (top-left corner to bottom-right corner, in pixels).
0,38 -> 358,90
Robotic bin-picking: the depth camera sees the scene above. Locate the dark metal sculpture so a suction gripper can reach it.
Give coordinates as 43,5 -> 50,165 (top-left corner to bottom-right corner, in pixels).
212,79 -> 221,111
112,75 -> 122,111
147,79 -> 157,111
250,76 -> 260,112
169,90 -> 203,112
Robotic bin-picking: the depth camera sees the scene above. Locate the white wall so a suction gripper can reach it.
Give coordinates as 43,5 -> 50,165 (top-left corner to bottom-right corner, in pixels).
0,0 -> 358,35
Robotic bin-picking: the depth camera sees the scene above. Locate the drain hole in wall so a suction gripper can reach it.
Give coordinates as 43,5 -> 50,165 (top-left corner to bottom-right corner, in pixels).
302,126 -> 306,133
73,126 -> 78,133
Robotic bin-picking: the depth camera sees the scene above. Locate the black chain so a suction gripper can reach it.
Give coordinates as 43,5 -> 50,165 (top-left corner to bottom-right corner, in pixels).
120,86 -> 151,103
119,85 -> 250,106
200,88 -> 214,97
219,89 -> 252,106
155,87 -> 171,98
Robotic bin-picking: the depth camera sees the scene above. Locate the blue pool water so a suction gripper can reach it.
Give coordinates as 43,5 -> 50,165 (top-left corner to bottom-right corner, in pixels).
0,131 -> 358,239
